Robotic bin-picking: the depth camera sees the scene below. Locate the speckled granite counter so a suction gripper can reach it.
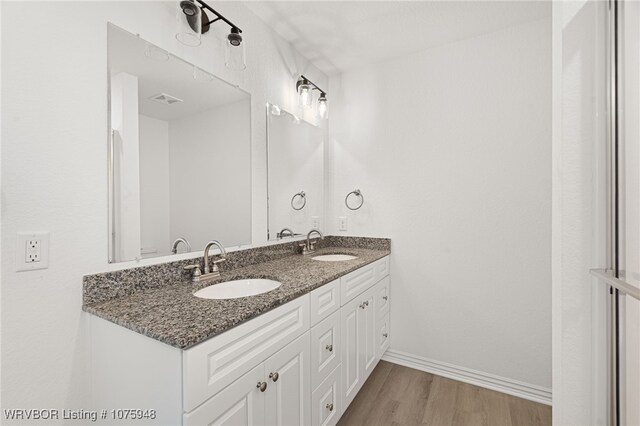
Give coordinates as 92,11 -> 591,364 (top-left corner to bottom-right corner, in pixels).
83,237 -> 390,349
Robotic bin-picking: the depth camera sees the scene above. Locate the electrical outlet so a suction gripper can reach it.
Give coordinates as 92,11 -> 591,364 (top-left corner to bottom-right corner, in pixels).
25,239 -> 41,263
311,216 -> 320,229
16,232 -> 50,272
339,216 -> 348,232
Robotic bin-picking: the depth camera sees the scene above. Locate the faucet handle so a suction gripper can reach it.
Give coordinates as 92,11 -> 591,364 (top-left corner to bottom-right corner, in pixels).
183,264 -> 202,282
211,257 -> 226,273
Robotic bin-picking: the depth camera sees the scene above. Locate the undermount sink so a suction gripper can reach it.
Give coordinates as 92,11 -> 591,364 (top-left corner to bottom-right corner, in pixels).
312,254 -> 358,262
194,279 -> 281,300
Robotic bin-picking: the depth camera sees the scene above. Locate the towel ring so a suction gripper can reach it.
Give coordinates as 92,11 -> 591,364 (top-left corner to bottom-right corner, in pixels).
345,189 -> 364,210
291,191 -> 306,210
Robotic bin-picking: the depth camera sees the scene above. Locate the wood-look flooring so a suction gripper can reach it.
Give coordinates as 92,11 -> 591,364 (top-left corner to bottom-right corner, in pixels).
338,361 -> 551,426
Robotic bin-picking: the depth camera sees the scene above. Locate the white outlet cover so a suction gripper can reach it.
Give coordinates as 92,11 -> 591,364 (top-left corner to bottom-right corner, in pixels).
16,232 -> 50,272
339,216 -> 348,232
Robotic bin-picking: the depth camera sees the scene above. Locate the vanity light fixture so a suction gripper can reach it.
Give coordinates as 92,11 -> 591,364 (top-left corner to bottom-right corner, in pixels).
296,75 -> 328,119
297,79 -> 313,109
177,0 -> 245,70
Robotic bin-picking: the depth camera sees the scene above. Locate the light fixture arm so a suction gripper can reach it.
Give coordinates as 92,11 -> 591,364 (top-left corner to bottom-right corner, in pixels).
191,0 -> 243,33
296,75 -> 327,96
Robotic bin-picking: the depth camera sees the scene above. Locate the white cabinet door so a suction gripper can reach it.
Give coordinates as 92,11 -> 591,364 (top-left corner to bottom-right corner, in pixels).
376,313 -> 390,359
264,332 -> 311,426
311,365 -> 342,426
360,287 -> 377,378
183,364 -> 266,426
340,295 -> 362,409
374,276 -> 390,320
310,310 -> 341,391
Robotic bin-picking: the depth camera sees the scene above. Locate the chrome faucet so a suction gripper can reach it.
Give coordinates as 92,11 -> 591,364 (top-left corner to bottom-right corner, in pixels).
301,229 -> 324,255
171,237 -> 191,254
183,240 -> 227,283
203,240 -> 227,274
277,228 -> 295,239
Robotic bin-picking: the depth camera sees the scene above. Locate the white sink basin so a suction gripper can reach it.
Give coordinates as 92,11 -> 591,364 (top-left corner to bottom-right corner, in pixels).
312,254 -> 358,262
194,279 -> 281,300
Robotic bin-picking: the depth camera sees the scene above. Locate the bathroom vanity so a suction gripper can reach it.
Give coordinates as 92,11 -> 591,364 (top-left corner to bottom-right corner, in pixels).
91,23 -> 392,425
85,238 -> 390,425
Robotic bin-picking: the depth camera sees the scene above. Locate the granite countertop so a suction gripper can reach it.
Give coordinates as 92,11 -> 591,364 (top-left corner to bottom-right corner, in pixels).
83,246 -> 389,349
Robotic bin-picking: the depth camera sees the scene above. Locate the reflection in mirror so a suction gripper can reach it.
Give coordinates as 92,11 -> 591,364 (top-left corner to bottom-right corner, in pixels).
108,24 -> 251,263
267,103 -> 324,241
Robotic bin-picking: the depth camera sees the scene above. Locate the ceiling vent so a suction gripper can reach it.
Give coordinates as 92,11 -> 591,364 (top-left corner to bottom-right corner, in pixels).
148,93 -> 183,105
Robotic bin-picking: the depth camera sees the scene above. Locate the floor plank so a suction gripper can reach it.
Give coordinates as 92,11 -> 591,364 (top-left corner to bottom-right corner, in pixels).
338,361 -> 551,426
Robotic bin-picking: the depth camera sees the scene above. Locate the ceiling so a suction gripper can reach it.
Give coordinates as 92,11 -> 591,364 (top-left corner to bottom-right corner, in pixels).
109,25 -> 248,122
245,1 -> 551,75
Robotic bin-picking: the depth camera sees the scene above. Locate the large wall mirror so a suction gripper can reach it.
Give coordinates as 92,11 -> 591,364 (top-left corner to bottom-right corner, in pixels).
267,104 -> 324,240
108,24 -> 251,263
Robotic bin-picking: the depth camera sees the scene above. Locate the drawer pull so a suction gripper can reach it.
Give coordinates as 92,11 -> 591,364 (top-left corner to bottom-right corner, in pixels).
364,300 -> 369,306
383,333 -> 388,338
325,344 -> 333,352
383,296 -> 388,301
359,303 -> 366,309
269,372 -> 279,382
256,381 -> 267,392
326,403 -> 334,412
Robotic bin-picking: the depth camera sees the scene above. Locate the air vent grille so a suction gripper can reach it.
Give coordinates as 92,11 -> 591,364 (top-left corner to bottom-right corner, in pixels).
148,93 -> 183,105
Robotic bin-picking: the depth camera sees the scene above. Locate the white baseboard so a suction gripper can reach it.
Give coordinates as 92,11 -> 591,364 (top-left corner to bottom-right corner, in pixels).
381,349 -> 552,406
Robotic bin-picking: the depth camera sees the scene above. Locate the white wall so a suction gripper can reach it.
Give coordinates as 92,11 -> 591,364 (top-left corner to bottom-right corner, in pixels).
1,1 -> 326,421
138,114 -> 171,258
328,19 -> 552,392
168,99 -> 251,250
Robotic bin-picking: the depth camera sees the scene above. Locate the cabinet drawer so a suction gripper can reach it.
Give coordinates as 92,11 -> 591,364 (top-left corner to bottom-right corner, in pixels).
311,365 -> 342,426
374,256 -> 390,281
183,294 -> 310,412
375,276 -> 390,320
341,263 -> 376,304
310,311 -> 341,391
377,313 -> 390,359
309,279 -> 341,326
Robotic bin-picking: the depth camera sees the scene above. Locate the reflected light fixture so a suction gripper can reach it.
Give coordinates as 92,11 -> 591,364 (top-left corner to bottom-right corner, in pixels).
317,93 -> 328,119
269,103 -> 282,116
177,0 -> 245,70
296,75 -> 328,119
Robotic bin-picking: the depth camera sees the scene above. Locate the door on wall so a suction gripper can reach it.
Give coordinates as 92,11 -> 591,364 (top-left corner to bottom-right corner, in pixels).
592,1 -> 640,425
618,1 -> 640,424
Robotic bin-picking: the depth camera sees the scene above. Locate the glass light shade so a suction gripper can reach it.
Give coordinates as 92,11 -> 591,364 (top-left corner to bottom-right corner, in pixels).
270,104 -> 281,116
317,96 -> 328,120
225,38 -> 246,71
176,2 -> 202,47
144,43 -> 169,61
298,83 -> 312,109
